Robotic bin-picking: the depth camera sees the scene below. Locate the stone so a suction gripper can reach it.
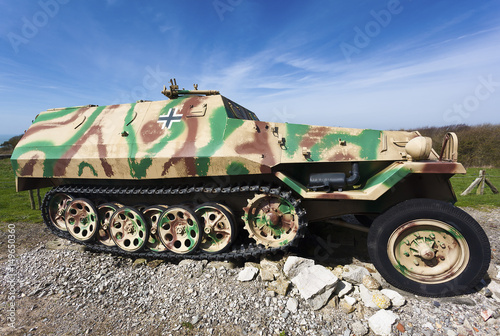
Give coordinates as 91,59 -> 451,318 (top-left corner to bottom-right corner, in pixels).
147,260 -> 164,268
310,287 -> 336,311
260,259 -> 281,281
283,256 -> 314,279
340,298 -> 355,314
46,239 -> 86,252
267,276 -> 290,296
372,292 -> 391,309
237,266 -> 259,282
191,315 -> 201,325
244,261 -> 260,269
334,280 -> 353,298
132,258 -> 147,267
362,275 -> 381,290
260,259 -> 280,275
206,261 -> 236,270
179,259 -> 196,267
370,271 -> 386,286
45,239 -> 65,250
441,297 -> 476,306
351,321 -> 369,336
344,295 -> 357,306
368,310 -> 398,336
480,287 -> 493,297
286,298 -> 298,313
320,329 -> 331,336
446,329 -> 457,336
328,294 -> 339,308
332,265 -> 344,278
380,289 -> 406,307
260,268 -> 275,281
422,322 -> 434,330
487,280 -> 500,302
396,323 -> 405,332
342,265 -> 370,284
291,265 -> 338,310
359,284 -> 378,309
481,309 -> 493,321
69,245 -> 87,252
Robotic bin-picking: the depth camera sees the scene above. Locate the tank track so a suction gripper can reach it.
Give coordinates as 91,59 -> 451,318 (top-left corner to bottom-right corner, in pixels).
42,183 -> 307,261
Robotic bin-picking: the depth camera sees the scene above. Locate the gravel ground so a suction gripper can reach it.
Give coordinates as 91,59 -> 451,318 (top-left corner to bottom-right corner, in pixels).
0,207 -> 499,336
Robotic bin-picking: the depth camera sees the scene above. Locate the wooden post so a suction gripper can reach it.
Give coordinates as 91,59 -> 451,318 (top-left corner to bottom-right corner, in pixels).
37,188 -> 42,209
29,189 -> 36,210
461,169 -> 499,196
476,170 -> 486,195
486,178 -> 499,194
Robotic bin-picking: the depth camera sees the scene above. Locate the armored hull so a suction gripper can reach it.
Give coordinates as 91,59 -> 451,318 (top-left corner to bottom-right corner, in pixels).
11,81 -> 490,296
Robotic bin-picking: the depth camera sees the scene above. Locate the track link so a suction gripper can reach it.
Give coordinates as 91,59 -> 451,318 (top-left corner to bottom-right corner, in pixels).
42,183 -> 307,261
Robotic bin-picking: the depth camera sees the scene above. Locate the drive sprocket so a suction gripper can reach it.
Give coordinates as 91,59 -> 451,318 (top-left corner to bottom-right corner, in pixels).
242,193 -> 301,248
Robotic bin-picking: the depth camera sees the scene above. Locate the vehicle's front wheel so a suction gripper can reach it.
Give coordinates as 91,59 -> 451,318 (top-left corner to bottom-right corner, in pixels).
367,199 -> 490,297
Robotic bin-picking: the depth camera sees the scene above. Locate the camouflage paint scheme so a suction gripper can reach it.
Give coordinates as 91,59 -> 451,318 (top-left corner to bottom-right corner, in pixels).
12,84 -> 492,297
11,88 -> 464,221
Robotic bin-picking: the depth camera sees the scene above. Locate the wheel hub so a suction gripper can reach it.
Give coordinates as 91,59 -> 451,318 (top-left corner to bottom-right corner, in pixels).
388,219 -> 470,284
176,224 -> 186,235
158,207 -> 201,254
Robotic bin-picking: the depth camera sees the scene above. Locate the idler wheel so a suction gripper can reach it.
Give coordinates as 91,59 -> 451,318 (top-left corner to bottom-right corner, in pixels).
48,193 -> 74,231
143,205 -> 168,252
243,194 -> 299,248
109,207 -> 149,252
65,198 -> 99,242
97,203 -> 118,246
157,205 -> 201,254
195,203 -> 237,254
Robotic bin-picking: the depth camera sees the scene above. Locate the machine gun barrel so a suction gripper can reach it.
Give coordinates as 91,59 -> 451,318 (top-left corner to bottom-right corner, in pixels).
162,79 -> 220,99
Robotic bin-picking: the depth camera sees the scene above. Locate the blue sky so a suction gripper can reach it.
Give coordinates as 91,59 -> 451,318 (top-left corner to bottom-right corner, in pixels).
1,0 -> 499,136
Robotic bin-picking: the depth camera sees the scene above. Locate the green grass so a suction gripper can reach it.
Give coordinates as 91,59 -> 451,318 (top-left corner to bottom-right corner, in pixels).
0,159 -> 48,223
451,167 -> 500,208
0,158 -> 498,224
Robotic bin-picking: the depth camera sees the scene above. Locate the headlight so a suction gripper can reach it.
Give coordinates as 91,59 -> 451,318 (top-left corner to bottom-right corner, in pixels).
405,136 -> 432,160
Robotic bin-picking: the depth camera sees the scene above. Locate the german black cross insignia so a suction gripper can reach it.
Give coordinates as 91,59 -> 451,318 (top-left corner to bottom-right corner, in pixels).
157,108 -> 183,129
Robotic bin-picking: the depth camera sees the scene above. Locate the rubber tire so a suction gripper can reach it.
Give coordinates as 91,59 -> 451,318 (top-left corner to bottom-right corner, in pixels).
367,198 -> 490,297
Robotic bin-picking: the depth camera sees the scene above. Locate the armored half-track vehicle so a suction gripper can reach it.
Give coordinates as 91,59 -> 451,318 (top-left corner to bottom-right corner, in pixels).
12,79 -> 490,296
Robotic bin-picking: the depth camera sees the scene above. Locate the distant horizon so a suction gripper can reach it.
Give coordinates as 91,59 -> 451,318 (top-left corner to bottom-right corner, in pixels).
0,134 -> 21,143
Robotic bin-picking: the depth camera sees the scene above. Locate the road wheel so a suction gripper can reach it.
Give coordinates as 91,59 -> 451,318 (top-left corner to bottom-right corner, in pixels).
157,205 -> 201,254
109,207 -> 149,252
195,203 -> 237,253
368,198 -> 490,297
